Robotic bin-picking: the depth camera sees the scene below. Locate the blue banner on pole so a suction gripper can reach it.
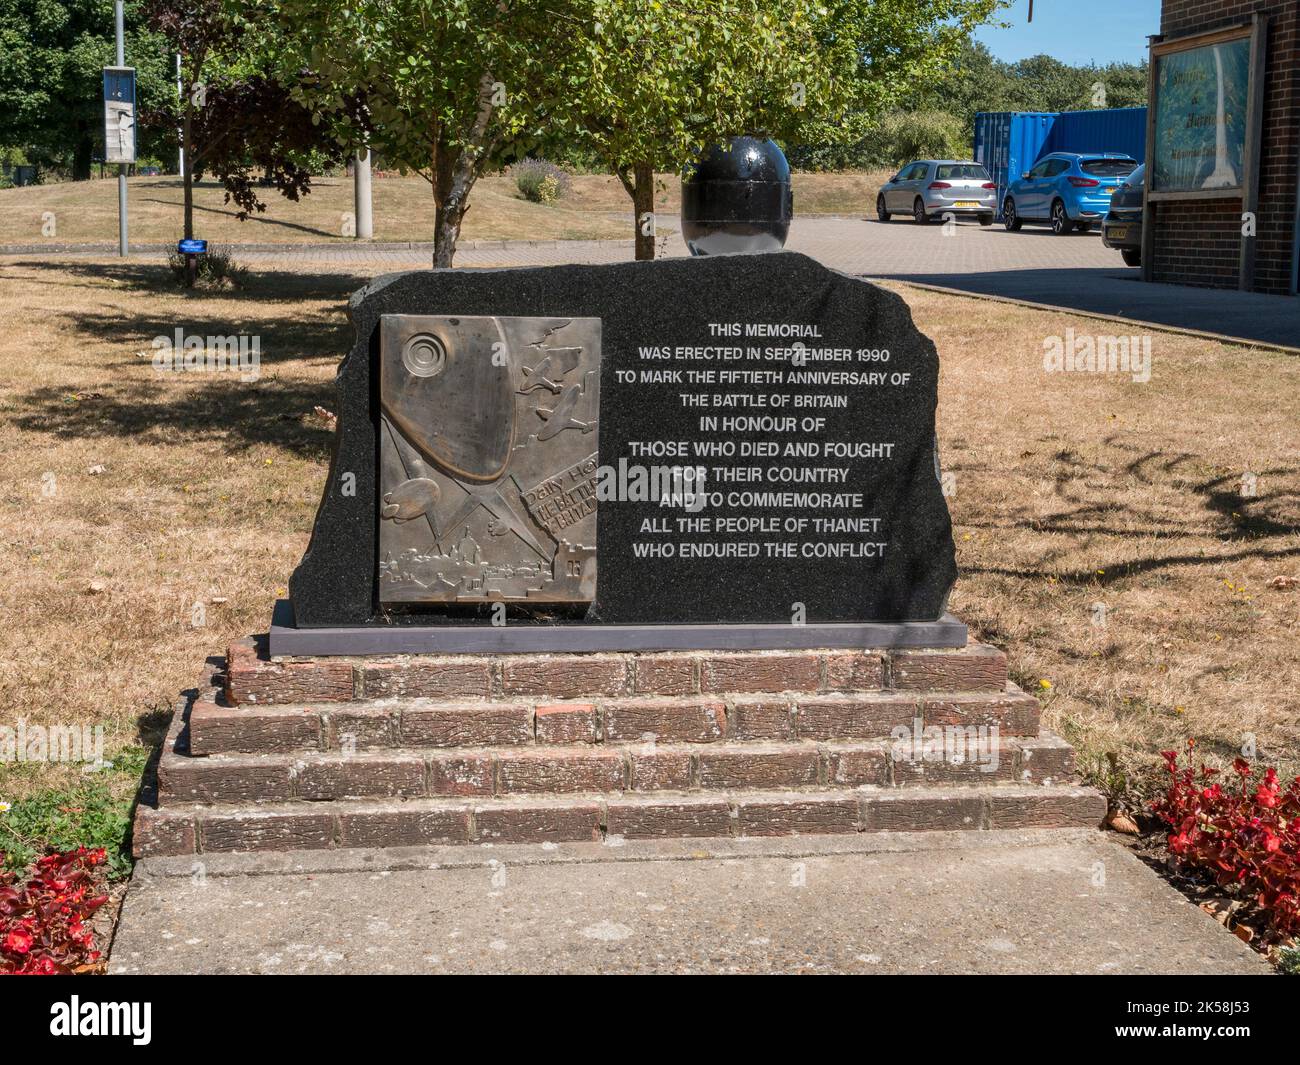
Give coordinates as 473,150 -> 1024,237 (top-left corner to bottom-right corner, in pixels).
102,66 -> 137,165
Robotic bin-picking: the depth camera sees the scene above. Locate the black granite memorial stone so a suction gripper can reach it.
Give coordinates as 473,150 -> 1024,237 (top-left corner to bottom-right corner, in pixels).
287,252 -> 957,640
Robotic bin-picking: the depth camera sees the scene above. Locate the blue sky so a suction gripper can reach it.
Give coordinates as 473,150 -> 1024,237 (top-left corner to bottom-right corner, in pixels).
974,0 -> 1161,66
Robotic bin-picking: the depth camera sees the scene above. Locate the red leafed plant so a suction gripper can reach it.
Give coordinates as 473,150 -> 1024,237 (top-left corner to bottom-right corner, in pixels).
1151,741 -> 1300,942
0,848 -> 109,975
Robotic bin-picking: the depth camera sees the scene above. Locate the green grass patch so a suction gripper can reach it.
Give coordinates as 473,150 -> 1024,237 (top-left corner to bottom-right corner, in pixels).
0,744 -> 152,880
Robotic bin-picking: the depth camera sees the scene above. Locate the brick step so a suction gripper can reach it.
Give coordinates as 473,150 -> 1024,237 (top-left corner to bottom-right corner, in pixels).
133,783 -> 1106,857
226,637 -> 1008,706
187,684 -> 1041,756
160,731 -> 1078,805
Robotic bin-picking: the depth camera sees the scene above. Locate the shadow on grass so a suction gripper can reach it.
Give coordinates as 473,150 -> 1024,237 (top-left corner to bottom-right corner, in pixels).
9,256 -> 372,302
9,260 -> 376,457
13,378 -> 337,458
138,197 -> 343,240
957,447 -> 1300,584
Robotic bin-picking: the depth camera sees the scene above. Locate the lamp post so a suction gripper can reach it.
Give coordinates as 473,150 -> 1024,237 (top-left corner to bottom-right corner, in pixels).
115,0 -> 127,256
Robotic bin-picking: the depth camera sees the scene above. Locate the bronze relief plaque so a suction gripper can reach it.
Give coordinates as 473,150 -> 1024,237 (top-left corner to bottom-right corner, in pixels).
378,314 -> 600,604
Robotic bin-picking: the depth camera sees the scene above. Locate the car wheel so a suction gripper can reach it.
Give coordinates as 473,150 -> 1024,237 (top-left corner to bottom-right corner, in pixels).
1121,248 -> 1141,267
1050,200 -> 1074,235
912,198 -> 929,225
1003,198 -> 1022,232
979,213 -> 994,226
876,194 -> 890,222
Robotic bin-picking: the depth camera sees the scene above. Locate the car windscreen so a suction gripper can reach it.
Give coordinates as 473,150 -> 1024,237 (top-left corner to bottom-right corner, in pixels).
935,164 -> 990,180
1081,158 -> 1137,177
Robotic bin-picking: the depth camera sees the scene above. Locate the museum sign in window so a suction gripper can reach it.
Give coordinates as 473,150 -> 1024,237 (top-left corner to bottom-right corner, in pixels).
1152,36 -> 1250,194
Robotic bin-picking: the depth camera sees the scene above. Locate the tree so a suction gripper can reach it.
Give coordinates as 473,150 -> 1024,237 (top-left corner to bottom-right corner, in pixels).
568,0 -> 1004,259
246,0 -> 584,266
143,0 -> 351,240
144,0 -> 235,238
902,39 -> 1014,123
564,2 -> 828,261
185,75 -> 356,220
0,0 -> 174,178
1004,54 -> 1090,113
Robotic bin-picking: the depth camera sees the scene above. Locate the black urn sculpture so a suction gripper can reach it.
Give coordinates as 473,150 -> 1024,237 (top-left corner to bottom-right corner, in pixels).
681,136 -> 793,256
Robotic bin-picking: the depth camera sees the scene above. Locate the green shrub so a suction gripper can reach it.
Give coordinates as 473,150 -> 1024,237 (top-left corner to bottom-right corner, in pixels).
789,110 -> 970,171
511,158 -> 570,204
869,110 -> 970,169
166,245 -> 247,290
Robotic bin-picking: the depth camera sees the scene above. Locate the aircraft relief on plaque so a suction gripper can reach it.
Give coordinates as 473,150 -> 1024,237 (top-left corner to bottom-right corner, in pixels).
378,314 -> 600,605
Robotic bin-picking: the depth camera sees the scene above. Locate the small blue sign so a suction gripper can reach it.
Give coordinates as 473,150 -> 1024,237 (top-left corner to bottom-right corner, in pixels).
177,239 -> 208,255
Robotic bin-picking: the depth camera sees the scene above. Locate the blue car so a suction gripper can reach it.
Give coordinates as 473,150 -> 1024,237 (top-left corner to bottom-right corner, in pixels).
1002,152 -> 1139,235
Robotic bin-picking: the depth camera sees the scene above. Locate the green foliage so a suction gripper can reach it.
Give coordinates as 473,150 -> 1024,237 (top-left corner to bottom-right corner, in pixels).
569,0 -> 1001,178
875,110 -> 969,167
519,140 -> 605,175
0,0 -> 177,177
1,778 -> 136,881
246,0 -> 574,178
788,37 -> 1150,172
245,0 -> 1005,258
904,39 -> 1149,127
792,109 -> 968,170
1279,946 -> 1300,975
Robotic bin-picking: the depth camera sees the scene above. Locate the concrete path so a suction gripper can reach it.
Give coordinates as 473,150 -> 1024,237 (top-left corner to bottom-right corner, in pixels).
108,828 -> 1269,975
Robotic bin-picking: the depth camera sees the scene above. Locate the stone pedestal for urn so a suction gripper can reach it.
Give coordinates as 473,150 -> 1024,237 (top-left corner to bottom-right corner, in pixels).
681,136 -> 793,256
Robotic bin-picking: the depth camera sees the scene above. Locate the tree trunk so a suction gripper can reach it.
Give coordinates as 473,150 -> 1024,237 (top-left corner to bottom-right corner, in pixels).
72,130 -> 92,181
430,72 -> 497,268
433,189 -> 466,268
434,157 -> 483,269
432,133 -> 456,267
632,163 -> 655,261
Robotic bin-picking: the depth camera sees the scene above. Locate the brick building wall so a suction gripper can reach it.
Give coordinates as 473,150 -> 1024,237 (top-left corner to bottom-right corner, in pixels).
1155,1 -> 1299,293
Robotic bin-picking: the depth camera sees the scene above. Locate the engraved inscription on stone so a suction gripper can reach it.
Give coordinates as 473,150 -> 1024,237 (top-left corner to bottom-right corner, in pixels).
378,315 -> 600,603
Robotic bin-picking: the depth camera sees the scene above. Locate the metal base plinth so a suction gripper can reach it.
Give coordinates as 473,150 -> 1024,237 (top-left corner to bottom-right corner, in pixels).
268,601 -> 967,657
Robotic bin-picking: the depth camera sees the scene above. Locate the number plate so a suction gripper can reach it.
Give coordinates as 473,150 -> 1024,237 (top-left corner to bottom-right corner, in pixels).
954,200 -> 978,208
1108,225 -> 1130,241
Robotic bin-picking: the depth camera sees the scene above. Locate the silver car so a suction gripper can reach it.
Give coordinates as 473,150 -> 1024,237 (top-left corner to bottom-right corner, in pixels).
876,160 -> 997,225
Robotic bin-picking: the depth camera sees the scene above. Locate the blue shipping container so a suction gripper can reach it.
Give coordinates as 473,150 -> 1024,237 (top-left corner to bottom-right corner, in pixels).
1043,107 -> 1147,162
973,108 -> 1147,219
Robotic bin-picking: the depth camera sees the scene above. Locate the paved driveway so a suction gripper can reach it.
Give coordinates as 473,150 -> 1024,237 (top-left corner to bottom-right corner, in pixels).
793,217 -> 1300,351
234,214 -> 1299,350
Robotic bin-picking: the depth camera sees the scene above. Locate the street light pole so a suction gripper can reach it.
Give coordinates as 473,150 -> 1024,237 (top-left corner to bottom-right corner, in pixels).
115,0 -> 127,257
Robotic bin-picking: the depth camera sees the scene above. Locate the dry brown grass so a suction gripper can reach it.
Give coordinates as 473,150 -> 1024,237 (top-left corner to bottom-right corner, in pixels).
0,257 -> 351,804
0,256 -> 1295,810
886,283 -> 1300,786
0,171 -> 889,247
